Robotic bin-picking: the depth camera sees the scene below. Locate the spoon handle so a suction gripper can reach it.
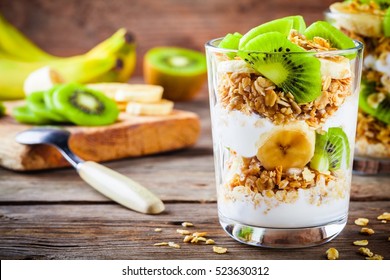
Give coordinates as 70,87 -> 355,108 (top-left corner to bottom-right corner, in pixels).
77,161 -> 165,214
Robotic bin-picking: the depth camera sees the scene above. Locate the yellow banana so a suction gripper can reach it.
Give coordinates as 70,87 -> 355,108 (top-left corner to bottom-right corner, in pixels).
0,55 -> 117,100
0,14 -> 136,89
0,14 -> 56,61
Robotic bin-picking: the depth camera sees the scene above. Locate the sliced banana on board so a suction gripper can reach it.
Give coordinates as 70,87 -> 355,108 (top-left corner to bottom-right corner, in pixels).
23,66 -> 64,96
87,83 -> 163,103
126,99 -> 174,116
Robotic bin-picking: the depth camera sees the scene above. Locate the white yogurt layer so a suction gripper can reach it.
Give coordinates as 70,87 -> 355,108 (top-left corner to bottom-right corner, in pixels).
214,89 -> 359,159
218,185 -> 350,228
213,104 -> 274,157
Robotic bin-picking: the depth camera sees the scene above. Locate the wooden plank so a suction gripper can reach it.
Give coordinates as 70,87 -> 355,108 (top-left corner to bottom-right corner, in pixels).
0,105 -> 200,171
0,150 -> 216,203
0,0 -> 336,77
0,201 -> 388,260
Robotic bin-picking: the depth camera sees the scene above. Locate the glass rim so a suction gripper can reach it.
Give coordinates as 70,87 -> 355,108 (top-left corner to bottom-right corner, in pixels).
205,37 -> 364,56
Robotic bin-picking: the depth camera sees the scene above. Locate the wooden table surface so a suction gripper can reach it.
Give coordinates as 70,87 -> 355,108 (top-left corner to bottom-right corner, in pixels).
0,85 -> 389,260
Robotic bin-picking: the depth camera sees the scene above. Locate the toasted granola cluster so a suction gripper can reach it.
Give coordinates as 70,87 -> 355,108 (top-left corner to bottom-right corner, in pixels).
218,72 -> 352,127
227,154 -> 336,194
356,111 -> 390,157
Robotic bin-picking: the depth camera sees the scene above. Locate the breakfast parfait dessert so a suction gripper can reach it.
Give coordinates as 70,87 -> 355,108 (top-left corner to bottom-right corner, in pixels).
205,16 -> 363,247
327,0 -> 390,159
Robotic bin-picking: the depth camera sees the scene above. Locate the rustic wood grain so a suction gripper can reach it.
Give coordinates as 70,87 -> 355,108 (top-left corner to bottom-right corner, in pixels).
0,0 -> 336,77
0,202 -> 388,260
0,105 -> 200,171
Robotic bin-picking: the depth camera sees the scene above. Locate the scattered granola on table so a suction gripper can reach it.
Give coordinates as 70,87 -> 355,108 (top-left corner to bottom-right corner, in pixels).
326,248 -> 339,260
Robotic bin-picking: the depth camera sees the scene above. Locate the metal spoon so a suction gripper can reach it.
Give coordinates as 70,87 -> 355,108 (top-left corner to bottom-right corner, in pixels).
15,127 -> 165,214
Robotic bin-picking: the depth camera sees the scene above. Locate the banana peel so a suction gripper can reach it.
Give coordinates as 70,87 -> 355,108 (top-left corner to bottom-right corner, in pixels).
0,14 -> 136,100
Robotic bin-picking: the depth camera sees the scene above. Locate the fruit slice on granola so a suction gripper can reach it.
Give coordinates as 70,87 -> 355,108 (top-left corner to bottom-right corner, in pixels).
359,79 -> 390,124
384,8 -> 390,37
304,21 -> 356,56
256,122 -> 315,170
310,127 -> 350,172
239,16 -> 306,49
238,32 -> 322,104
218,32 -> 243,59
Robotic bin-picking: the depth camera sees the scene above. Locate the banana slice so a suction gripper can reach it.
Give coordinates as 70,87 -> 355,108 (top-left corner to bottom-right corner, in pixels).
23,66 -> 64,96
87,83 -> 163,103
319,57 -> 352,79
329,3 -> 384,37
256,122 -> 315,170
217,60 -> 257,74
126,99 -> 174,116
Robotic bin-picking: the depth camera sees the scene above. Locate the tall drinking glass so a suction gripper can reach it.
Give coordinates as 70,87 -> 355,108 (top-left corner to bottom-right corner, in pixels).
205,39 -> 363,248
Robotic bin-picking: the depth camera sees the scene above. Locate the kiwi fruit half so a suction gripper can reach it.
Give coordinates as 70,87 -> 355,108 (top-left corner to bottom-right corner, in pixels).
27,91 -> 67,122
238,32 -> 322,104
218,32 -> 242,59
373,93 -> 390,124
239,16 -> 306,49
51,83 -> 119,126
144,47 -> 207,101
310,127 -> 350,172
304,21 -> 356,57
12,105 -> 51,125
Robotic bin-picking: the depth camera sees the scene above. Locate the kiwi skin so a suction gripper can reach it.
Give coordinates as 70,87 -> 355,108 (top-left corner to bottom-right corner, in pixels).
144,62 -> 207,101
143,48 -> 207,101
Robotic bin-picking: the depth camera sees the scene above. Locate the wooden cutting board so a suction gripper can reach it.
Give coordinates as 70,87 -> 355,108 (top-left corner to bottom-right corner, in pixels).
0,102 -> 200,171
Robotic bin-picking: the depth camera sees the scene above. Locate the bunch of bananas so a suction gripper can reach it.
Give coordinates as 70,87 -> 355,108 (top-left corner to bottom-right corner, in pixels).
0,14 -> 136,100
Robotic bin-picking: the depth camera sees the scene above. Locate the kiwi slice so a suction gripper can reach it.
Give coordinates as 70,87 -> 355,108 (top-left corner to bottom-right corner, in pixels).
384,8 -> 390,37
310,127 -> 350,172
218,32 -> 242,49
239,16 -> 306,48
12,105 -> 51,125
143,47 -> 207,101
27,90 -> 67,122
52,83 -> 119,126
374,93 -> 390,124
304,21 -> 356,54
358,80 -> 378,117
218,32 -> 242,59
238,32 -> 322,104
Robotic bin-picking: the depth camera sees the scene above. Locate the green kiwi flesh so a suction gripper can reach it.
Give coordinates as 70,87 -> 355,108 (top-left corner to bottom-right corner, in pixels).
239,16 -> 306,48
27,91 -> 67,122
384,8 -> 390,37
359,80 -> 390,124
238,32 -> 322,104
52,83 -> 119,126
12,105 -> 51,125
310,127 -> 350,172
304,21 -> 356,57
144,47 -> 206,76
218,32 -> 243,59
358,80 -> 378,117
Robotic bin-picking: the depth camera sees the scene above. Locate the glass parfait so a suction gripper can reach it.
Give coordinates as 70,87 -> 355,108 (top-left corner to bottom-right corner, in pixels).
326,1 -> 390,170
205,36 -> 363,248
